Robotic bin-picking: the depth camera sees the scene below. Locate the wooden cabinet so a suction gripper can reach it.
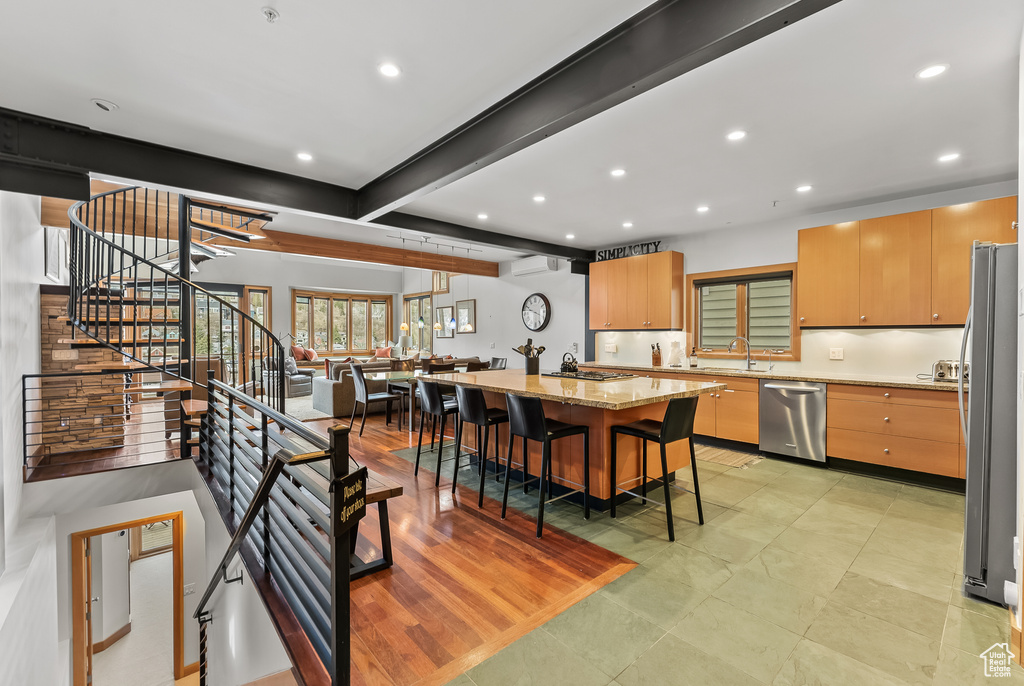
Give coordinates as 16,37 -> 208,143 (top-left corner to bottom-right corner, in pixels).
931,196 -> 1018,325
826,384 -> 961,477
588,251 -> 684,330
796,222 -> 860,327
677,374 -> 759,443
859,210 -> 932,326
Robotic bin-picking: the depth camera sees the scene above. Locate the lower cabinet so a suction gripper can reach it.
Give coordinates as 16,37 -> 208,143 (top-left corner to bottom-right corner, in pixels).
673,374 -> 759,444
826,384 -> 961,477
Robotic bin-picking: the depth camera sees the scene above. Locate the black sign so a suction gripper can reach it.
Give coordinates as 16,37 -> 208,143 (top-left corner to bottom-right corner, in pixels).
595,240 -> 662,261
333,466 -> 367,535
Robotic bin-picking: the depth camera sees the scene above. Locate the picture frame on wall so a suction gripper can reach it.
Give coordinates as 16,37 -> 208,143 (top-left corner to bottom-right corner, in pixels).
456,299 -> 476,334
436,306 -> 454,338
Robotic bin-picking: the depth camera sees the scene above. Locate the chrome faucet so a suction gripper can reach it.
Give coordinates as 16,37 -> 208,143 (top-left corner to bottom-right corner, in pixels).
729,336 -> 753,370
763,348 -> 784,372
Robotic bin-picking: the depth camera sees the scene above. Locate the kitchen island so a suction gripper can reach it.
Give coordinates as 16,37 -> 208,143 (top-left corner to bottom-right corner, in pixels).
431,369 -> 724,506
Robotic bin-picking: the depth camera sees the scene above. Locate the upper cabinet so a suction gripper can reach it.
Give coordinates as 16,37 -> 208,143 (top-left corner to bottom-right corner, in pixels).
797,197 -> 1017,328
589,251 -> 684,330
931,197 -> 1018,325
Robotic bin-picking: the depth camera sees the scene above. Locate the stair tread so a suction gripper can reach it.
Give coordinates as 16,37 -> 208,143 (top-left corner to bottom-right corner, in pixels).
124,380 -> 194,393
181,399 -> 208,416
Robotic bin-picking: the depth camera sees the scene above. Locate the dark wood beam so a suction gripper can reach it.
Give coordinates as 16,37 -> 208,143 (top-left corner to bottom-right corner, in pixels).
357,0 -> 841,220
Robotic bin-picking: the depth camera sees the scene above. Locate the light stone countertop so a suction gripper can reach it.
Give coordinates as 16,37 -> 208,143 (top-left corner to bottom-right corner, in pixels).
580,362 -> 964,392
429,369 -> 726,410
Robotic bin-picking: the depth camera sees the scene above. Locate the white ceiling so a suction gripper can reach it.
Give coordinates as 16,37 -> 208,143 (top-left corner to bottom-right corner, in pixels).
4,0 -> 1023,257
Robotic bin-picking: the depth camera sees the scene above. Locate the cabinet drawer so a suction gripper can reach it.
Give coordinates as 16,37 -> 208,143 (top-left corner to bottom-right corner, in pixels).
827,398 -> 960,443
676,374 -> 759,393
827,384 -> 958,409
827,427 -> 959,477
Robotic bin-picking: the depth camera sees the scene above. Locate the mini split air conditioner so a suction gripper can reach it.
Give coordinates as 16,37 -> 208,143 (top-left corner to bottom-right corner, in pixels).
511,256 -> 558,276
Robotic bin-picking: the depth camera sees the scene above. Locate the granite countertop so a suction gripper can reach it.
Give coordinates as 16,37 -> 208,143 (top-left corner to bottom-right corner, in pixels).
580,362 -> 964,392
430,369 -> 726,410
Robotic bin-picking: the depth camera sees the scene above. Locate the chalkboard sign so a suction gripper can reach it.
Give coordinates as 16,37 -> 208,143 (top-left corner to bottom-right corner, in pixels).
334,466 -> 367,535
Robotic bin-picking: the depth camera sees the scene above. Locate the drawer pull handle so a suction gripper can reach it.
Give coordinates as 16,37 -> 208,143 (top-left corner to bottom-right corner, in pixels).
883,448 -> 890,454
933,313 -> 939,320
883,417 -> 890,422
860,315 -> 866,321
799,317 -> 805,322
883,393 -> 890,398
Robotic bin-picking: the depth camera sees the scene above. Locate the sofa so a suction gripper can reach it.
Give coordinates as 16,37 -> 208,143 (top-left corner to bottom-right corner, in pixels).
311,356 -> 486,418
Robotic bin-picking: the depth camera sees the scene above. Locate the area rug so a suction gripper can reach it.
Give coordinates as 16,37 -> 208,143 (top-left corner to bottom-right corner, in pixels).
282,394 -> 333,422
694,442 -> 762,469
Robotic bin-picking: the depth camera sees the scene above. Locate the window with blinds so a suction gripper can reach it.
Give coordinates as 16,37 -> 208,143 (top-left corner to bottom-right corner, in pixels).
699,284 -> 738,348
695,273 -> 794,353
748,279 -> 792,349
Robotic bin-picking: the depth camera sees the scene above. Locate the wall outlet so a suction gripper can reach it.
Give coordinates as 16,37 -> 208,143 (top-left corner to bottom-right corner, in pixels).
52,349 -> 79,361
829,348 -> 844,360
184,583 -> 196,596
604,343 -> 617,353
490,342 -> 495,349
60,417 -> 70,428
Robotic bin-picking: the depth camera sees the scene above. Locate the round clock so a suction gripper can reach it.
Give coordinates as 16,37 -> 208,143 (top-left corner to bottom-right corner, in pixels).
522,293 -> 551,332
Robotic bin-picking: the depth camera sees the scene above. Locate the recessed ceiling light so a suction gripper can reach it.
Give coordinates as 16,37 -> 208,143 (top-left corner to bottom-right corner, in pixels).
697,206 -> 710,213
622,222 -> 633,229
796,185 -> 812,192
533,195 -> 546,203
938,152 -> 960,162
610,168 -> 626,177
91,98 -> 119,112
379,63 -> 401,78
477,213 -> 488,220
916,64 -> 948,79
565,234 -> 575,240
726,130 -> 746,141
296,152 -> 313,162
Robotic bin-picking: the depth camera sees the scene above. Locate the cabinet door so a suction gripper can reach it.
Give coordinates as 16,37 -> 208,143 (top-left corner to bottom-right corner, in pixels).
859,210 -> 932,326
626,254 -> 649,329
796,222 -> 860,327
694,392 -> 716,436
932,196 -> 1018,324
589,260 -> 610,328
606,258 -> 631,329
716,389 -> 758,443
646,251 -> 684,329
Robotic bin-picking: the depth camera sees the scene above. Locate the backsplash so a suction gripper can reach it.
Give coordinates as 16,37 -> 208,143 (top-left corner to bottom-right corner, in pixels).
594,328 -> 966,378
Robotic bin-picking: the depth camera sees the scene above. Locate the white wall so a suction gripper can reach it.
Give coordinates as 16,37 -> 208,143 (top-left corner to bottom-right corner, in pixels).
196,249 -> 404,344
422,261 -> 587,369
92,530 -> 130,643
0,191 -> 46,573
1015,24 -> 1023,627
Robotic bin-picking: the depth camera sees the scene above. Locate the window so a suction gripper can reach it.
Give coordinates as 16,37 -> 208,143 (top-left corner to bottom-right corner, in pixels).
404,293 -> 432,353
292,290 -> 392,354
687,264 -> 799,360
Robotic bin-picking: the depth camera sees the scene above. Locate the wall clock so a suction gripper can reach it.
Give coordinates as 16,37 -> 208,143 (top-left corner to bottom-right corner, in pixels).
522,293 -> 551,332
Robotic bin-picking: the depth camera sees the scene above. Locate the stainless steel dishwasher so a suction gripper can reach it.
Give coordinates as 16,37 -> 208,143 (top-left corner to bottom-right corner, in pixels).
759,380 -> 827,462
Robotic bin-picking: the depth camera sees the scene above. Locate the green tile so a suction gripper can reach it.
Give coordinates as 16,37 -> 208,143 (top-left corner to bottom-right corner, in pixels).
950,577 -> 1009,622
887,496 -> 965,533
587,520 -> 673,563
695,472 -> 765,507
723,461 -> 787,485
466,627 -> 609,686
543,594 -> 666,679
676,511 -> 784,565
943,605 -> 1012,656
626,499 -> 727,542
860,517 -> 962,572
671,596 -> 801,683
615,633 -> 761,686
829,572 -> 948,640
769,467 -> 844,495
641,544 -> 740,595
899,484 -> 965,510
732,487 -> 811,526
788,507 -> 876,547
850,549 -> 954,602
932,643 -> 1024,685
771,638 -> 907,686
745,546 -> 848,597
795,498 -> 886,530
805,603 -> 941,685
837,472 -> 904,497
712,567 -> 827,634
600,564 -> 707,630
693,458 -> 732,475
768,526 -> 863,569
819,482 -> 898,513
444,675 -> 477,686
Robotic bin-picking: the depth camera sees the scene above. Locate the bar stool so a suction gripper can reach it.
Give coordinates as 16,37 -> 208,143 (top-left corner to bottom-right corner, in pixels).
415,379 -> 460,486
502,393 -> 590,538
490,357 -> 507,370
610,396 -> 704,541
349,364 -> 402,436
388,358 -> 416,429
453,385 -> 509,506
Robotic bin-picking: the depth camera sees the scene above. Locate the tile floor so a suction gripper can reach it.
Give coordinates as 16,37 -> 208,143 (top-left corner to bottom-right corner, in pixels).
446,452 -> 1024,685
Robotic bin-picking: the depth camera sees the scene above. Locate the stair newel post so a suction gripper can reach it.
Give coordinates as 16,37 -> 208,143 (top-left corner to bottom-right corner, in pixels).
328,425 -> 352,686
178,195 -> 193,446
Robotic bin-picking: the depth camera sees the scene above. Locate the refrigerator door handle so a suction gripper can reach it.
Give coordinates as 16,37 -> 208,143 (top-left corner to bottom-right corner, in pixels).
959,305 -> 971,449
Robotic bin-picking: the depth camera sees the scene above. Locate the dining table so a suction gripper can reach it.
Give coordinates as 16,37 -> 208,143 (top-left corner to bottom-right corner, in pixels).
364,367 -> 468,433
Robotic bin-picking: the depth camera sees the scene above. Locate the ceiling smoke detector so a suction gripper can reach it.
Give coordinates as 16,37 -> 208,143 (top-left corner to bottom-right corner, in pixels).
262,7 -> 280,23
90,98 -> 119,113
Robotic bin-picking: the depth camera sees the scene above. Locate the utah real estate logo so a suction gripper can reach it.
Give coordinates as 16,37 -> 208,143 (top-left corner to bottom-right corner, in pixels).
980,642 -> 1015,678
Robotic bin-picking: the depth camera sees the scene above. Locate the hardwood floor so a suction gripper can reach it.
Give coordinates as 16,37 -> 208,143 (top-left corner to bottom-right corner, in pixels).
306,414 -> 636,686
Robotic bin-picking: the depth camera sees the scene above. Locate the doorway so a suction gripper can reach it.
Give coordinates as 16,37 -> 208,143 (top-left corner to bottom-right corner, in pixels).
71,512 -> 187,686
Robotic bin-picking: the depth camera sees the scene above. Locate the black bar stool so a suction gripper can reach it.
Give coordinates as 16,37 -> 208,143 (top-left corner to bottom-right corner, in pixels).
610,396 -> 704,541
502,393 -> 590,538
490,357 -> 507,370
415,379 -> 460,486
349,364 -> 402,436
453,385 -> 509,506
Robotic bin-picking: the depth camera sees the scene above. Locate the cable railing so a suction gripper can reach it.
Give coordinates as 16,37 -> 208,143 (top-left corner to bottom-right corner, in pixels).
194,373 -> 354,686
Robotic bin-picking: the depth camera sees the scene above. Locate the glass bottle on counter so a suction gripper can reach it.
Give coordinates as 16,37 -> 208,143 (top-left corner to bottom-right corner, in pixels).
689,346 -> 698,368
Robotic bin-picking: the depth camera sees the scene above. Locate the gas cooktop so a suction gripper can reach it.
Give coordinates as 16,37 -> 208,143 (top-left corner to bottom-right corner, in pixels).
543,371 -> 636,382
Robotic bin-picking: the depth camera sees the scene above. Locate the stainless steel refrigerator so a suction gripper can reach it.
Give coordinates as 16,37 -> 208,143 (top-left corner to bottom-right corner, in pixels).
960,242 -> 1018,606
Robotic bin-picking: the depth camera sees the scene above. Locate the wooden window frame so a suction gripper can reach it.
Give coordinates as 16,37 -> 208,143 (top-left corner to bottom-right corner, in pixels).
291,289 -> 393,355
686,262 -> 800,362
431,271 -> 450,294
403,292 -> 432,352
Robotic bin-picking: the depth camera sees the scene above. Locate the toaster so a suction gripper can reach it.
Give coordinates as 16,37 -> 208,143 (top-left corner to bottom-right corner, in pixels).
932,359 -> 968,382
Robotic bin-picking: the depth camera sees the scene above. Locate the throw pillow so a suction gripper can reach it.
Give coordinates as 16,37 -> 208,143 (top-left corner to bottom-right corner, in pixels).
290,344 -> 305,360
445,355 -> 454,360
284,357 -> 298,375
374,346 -> 392,359
304,348 -> 319,361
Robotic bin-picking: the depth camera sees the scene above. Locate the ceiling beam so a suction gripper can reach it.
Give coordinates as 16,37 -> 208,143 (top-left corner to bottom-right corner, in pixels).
379,211 -> 594,262
216,228 -> 501,277
357,0 -> 841,221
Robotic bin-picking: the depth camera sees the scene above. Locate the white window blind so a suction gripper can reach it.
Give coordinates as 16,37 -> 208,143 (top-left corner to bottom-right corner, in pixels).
748,279 -> 792,349
700,284 -> 737,348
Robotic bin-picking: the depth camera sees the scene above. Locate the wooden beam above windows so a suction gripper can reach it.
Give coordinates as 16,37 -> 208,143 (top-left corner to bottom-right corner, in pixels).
220,228 -> 500,278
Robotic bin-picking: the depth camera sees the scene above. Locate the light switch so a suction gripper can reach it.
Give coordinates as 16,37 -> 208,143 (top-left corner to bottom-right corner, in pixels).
571,343 -> 578,353
604,343 -> 617,353
829,348 -> 844,360
184,583 -> 196,596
